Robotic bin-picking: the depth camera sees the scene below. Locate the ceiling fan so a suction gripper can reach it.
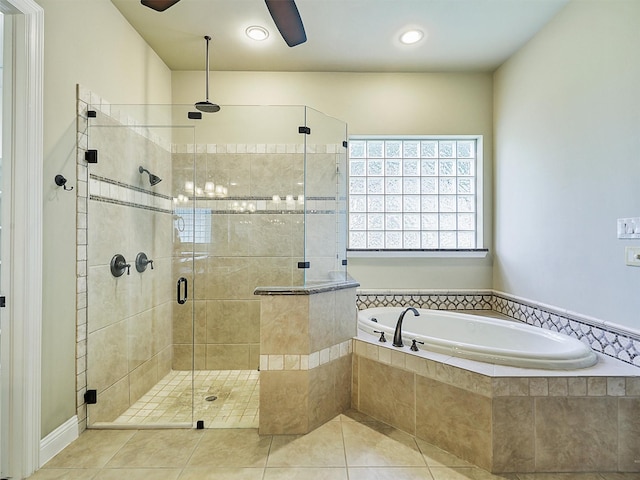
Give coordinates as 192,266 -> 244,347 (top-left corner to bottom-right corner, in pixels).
140,0 -> 307,47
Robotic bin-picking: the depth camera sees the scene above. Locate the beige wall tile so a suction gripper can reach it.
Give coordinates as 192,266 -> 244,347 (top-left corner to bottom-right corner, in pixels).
309,291 -> 336,352
173,344 -> 206,370
587,377 -> 607,396
492,397 -> 534,472
352,355 -> 359,408
87,376 -> 129,424
618,397 -> 640,472
358,357 -> 415,435
309,362 -> 336,430
415,375 -> 492,471
87,265 -> 129,333
173,300 -> 206,344
129,357 -> 158,404
260,370 -> 309,434
260,295 -> 309,354
206,300 -> 260,344
206,344 -> 251,370
626,377 -> 640,396
87,321 -> 128,393
534,397 -> 618,471
127,311 -> 154,371
335,287 -> 357,343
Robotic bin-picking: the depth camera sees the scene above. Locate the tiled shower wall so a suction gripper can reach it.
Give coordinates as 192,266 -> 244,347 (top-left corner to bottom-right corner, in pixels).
171,143 -> 345,371
79,89 -> 175,424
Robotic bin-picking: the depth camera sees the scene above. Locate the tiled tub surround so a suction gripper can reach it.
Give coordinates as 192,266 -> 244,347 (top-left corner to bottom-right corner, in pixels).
352,333 -> 640,473
256,282 -> 358,435
83,107 -> 175,425
172,142 -> 347,371
356,289 -> 640,367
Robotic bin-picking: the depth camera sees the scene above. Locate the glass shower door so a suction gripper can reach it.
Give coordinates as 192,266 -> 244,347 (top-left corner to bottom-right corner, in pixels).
85,111 -> 196,427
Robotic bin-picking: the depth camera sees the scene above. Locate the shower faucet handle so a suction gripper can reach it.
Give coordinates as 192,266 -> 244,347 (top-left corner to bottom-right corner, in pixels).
110,254 -> 131,277
410,339 -> 425,352
135,252 -> 154,272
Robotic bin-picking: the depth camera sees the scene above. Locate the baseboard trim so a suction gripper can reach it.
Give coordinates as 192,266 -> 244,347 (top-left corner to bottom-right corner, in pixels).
39,416 -> 79,467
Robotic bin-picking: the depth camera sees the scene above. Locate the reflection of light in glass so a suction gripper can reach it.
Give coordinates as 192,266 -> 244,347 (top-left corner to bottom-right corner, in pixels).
297,195 -> 304,204
248,203 -> 256,213
177,194 -> 187,202
204,181 -> 215,195
196,187 -> 203,196
285,194 -> 294,202
272,195 -> 281,203
184,181 -> 194,192
215,185 -> 227,197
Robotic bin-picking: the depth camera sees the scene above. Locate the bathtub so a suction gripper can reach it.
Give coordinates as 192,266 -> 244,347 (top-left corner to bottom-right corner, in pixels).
358,307 -> 598,370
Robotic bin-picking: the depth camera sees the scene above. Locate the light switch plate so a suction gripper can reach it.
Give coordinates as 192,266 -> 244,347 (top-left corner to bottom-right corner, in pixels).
618,218 -> 640,239
625,247 -> 640,266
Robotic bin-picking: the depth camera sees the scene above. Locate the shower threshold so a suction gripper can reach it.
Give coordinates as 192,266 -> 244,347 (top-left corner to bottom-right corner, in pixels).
112,369 -> 259,429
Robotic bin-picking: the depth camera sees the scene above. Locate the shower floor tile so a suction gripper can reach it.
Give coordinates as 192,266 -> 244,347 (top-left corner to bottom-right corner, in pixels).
114,370 -> 260,429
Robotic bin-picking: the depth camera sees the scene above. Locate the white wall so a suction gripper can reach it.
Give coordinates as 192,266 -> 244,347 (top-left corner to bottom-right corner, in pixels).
37,0 -> 171,437
493,0 -> 640,331
172,71 -> 494,289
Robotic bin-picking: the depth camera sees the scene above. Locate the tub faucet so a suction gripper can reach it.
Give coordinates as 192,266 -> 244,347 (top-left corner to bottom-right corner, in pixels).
393,307 -> 420,347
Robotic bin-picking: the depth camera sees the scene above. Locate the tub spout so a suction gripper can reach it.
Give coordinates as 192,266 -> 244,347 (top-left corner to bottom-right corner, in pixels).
393,307 -> 420,347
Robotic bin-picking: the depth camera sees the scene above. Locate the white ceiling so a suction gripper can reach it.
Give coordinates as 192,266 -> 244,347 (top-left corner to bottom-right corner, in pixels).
111,0 -> 569,73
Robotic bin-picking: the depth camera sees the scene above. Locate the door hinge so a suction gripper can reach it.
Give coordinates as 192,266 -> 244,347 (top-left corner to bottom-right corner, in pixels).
0,296 -> 5,308
84,389 -> 97,404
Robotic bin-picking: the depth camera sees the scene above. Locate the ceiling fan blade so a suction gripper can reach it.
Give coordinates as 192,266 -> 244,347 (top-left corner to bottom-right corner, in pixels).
265,0 -> 307,47
140,0 -> 181,12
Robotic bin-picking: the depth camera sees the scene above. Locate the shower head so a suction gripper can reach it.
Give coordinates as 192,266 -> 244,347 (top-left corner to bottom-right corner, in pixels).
195,35 -> 221,114
139,166 -> 162,186
195,101 -> 220,113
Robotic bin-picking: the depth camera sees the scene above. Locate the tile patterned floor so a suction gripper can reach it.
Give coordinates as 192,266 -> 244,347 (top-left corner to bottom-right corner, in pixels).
30,411 -> 637,480
113,370 -> 259,428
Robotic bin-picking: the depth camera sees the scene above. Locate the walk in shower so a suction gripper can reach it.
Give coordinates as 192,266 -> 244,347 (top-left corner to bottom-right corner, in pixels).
81,97 -> 347,429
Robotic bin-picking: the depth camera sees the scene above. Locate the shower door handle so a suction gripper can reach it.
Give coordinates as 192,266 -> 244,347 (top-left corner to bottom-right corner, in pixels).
177,277 -> 188,305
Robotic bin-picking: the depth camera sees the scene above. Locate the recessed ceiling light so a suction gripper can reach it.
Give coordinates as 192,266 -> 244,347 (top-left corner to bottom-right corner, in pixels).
399,29 -> 424,45
246,26 -> 269,41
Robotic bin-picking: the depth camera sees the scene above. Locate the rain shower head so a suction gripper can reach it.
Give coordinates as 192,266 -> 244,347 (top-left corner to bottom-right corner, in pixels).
139,166 -> 162,186
195,101 -> 220,113
195,35 -> 221,114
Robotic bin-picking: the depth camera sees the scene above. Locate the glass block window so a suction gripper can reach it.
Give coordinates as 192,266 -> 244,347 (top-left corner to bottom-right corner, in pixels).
174,208 -> 212,244
348,137 -> 481,250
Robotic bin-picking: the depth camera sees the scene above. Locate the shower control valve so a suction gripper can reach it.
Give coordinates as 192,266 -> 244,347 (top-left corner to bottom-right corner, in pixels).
373,330 -> 387,343
135,252 -> 154,272
410,339 -> 425,352
110,254 -> 131,277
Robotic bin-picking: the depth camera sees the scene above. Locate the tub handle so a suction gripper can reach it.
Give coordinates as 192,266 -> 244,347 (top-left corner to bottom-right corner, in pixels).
373,330 -> 387,343
410,339 -> 425,352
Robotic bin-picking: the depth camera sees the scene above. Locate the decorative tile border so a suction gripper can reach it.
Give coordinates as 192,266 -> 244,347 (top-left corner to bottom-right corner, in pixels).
356,289 -> 494,311
356,289 -> 640,368
259,340 -> 352,371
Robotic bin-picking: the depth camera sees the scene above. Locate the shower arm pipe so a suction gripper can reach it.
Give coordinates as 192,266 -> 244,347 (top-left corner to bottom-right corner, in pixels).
204,35 -> 211,102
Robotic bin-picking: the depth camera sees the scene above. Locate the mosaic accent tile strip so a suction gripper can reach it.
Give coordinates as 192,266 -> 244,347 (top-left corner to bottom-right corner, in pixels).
356,289 -> 640,368
492,292 -> 640,368
173,142 -> 342,155
356,289 -> 494,311
259,340 -> 352,371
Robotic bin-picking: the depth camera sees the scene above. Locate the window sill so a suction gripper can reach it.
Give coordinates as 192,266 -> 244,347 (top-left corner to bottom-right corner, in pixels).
347,249 -> 489,259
